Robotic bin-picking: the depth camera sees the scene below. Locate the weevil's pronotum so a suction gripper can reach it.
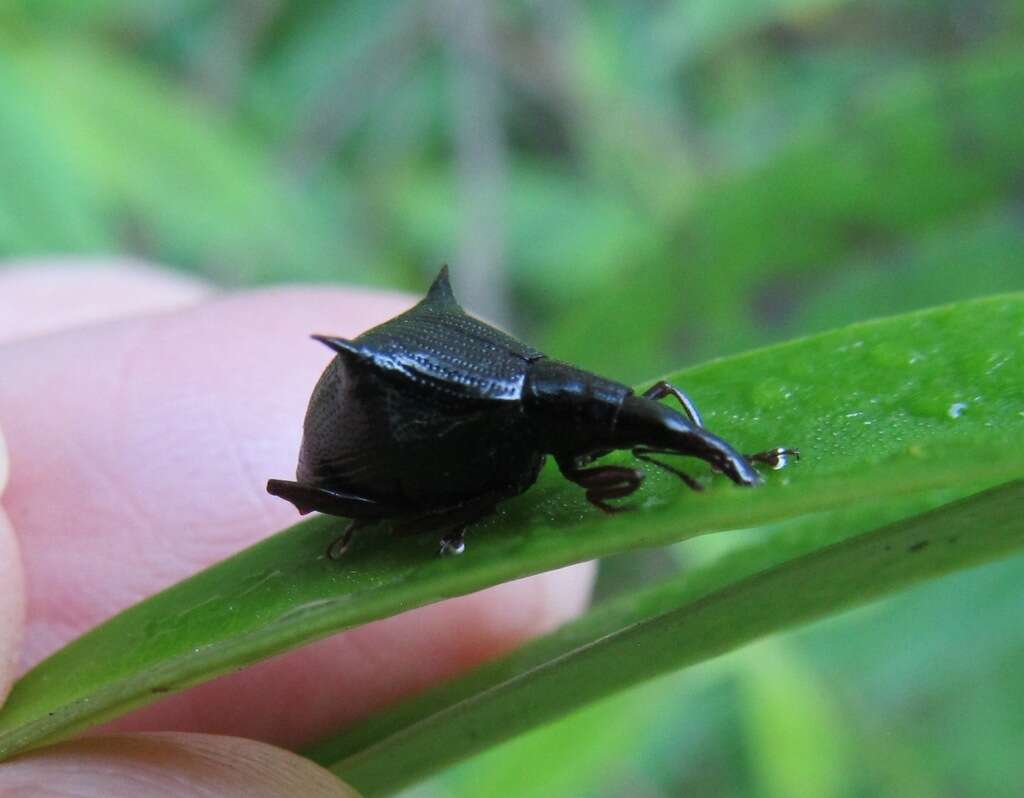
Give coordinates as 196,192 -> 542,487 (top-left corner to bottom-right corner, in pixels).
268,267 -> 797,557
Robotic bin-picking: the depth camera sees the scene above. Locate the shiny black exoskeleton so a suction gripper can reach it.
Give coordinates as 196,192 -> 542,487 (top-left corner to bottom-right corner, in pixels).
268,267 -> 797,557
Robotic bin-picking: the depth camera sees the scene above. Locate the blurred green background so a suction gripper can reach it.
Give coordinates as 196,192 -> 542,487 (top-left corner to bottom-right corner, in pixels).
2,0 -> 1023,795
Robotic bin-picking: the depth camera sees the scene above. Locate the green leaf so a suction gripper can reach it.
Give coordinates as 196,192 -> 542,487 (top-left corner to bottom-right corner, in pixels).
4,39 -> 372,285
547,49 -> 1024,380
648,0 -> 854,69
0,48 -> 111,252
406,487 -> 991,797
0,295 -> 1021,762
308,480 -> 1024,796
794,206 -> 1024,336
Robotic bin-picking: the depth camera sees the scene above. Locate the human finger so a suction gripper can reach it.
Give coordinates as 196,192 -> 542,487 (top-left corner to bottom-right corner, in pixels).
0,732 -> 358,797
0,258 -> 210,344
0,424 -> 25,706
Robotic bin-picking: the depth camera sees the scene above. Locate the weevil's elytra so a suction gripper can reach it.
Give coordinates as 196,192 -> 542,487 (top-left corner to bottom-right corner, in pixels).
267,266 -> 798,557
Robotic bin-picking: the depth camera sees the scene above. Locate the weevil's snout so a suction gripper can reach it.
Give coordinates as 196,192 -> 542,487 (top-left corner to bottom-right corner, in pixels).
716,452 -> 763,487
680,426 -> 762,487
618,396 -> 762,487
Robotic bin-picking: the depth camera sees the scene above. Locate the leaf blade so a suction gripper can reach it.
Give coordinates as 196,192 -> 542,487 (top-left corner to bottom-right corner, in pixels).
317,479 -> 1024,796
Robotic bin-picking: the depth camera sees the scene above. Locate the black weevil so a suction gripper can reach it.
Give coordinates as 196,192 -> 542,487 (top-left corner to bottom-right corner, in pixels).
268,267 -> 797,557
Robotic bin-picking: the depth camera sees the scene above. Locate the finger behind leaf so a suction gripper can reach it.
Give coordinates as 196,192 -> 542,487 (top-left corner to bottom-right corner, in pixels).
0,732 -> 359,798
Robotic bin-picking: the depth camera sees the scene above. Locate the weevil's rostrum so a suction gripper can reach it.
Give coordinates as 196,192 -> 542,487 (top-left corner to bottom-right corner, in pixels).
268,267 -> 797,557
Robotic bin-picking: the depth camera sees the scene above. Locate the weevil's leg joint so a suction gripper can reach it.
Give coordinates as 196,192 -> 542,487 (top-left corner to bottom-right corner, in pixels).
640,381 -> 705,428
557,457 -> 645,513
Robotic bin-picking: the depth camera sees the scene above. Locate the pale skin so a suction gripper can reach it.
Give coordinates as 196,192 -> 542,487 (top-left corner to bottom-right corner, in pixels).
0,260 -> 594,795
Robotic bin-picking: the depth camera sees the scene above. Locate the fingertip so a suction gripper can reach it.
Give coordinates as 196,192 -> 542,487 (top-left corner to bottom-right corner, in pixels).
522,560 -> 597,631
0,427 -> 24,704
0,258 -> 211,343
452,562 -> 597,661
0,733 -> 360,798
0,509 -> 23,707
0,422 -> 7,496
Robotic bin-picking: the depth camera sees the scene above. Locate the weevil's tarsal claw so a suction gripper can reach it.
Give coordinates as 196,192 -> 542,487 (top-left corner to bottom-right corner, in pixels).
439,530 -> 466,556
747,447 -> 801,471
327,519 -> 362,560
327,536 -> 348,560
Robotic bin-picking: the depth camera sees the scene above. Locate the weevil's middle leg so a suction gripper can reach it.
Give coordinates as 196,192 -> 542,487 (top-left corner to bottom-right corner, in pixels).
557,457 -> 645,513
641,380 -> 704,427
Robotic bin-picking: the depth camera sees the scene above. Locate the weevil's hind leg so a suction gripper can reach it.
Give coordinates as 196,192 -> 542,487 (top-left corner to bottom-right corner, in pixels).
392,491 -> 507,556
266,479 -> 390,518
439,529 -> 466,557
327,519 -> 372,560
641,381 -> 704,427
632,446 -> 704,492
745,447 -> 801,471
557,456 -> 645,513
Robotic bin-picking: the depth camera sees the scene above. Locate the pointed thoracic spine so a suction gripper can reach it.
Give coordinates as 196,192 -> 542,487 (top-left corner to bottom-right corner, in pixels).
308,265 -> 543,402
424,264 -> 457,305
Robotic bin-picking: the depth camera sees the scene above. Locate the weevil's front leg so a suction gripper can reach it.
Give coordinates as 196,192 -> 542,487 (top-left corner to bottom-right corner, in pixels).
557,456 -> 645,513
745,447 -> 801,471
641,380 -> 704,427
631,446 -> 704,492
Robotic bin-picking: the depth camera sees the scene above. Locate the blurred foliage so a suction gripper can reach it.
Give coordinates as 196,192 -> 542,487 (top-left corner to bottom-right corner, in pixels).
1,0 -> 1022,796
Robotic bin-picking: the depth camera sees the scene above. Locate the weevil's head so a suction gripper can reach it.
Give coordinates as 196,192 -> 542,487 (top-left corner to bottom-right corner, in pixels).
614,395 -> 762,487
523,360 -> 762,486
